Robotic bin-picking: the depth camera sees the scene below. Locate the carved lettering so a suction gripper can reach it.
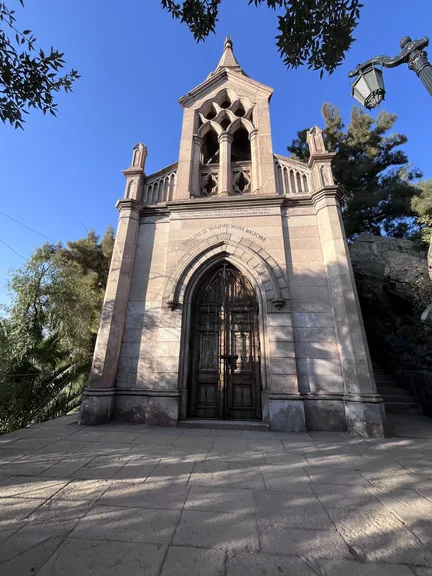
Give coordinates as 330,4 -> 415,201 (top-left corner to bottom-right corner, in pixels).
173,208 -> 274,220
183,223 -> 266,246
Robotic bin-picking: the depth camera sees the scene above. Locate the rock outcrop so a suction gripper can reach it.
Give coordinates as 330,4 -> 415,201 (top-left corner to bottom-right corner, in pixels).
350,234 -> 432,416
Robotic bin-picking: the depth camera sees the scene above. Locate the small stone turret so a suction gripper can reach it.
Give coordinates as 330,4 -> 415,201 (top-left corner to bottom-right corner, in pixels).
307,126 -> 335,190
122,142 -> 148,202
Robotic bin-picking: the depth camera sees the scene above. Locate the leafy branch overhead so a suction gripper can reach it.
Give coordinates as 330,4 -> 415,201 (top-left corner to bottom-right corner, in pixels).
0,0 -> 79,128
161,0 -> 363,75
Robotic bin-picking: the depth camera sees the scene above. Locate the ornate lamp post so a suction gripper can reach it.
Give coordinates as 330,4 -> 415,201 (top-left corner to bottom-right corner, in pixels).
348,36 -> 432,109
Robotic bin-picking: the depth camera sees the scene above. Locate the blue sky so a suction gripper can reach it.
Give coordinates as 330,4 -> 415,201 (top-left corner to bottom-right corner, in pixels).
1,0 -> 431,304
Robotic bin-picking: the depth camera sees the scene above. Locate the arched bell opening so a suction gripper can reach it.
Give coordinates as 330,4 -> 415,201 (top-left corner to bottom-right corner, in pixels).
185,259 -> 262,421
202,129 -> 220,165
231,126 -> 251,162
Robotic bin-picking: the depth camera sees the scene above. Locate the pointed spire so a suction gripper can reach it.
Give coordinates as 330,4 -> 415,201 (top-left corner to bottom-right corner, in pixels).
215,36 -> 243,74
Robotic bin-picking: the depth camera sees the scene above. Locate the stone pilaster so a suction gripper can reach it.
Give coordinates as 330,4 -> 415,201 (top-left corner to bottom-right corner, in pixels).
79,198 -> 142,425
254,99 -> 276,195
190,135 -> 203,198
311,188 -> 386,437
218,132 -> 232,196
307,126 -> 386,438
250,129 -> 260,194
175,108 -> 196,200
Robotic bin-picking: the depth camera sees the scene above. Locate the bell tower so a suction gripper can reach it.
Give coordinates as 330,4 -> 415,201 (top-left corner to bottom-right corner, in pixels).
174,36 -> 276,199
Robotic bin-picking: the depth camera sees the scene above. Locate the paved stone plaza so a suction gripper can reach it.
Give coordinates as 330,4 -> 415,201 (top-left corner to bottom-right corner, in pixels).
1,414 -> 432,575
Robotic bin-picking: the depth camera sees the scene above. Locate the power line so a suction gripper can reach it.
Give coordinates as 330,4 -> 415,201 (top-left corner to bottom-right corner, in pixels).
78,219 -> 89,234
0,210 -> 54,243
0,239 -> 27,261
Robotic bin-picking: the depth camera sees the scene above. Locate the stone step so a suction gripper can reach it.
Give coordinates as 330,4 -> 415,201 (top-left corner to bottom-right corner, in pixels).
373,365 -> 423,416
374,374 -> 396,383
377,387 -> 412,397
384,402 -> 423,414
380,394 -> 417,403
178,419 -> 269,431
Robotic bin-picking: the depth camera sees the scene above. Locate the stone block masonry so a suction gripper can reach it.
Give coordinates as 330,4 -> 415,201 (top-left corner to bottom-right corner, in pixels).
79,37 -> 386,436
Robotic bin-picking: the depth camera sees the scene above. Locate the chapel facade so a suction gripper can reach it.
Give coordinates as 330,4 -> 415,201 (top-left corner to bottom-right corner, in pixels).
79,37 -> 387,437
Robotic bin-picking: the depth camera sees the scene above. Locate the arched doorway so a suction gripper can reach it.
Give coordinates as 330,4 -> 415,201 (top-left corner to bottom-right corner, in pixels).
188,260 -> 262,420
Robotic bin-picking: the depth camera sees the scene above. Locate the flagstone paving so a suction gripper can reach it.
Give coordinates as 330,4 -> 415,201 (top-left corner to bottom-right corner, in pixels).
0,413 -> 432,575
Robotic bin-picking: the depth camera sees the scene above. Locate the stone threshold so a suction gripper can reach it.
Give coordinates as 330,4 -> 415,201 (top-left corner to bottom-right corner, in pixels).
178,419 -> 269,431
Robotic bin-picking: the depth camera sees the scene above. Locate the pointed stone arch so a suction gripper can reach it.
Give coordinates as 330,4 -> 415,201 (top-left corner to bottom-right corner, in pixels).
163,234 -> 288,310
198,120 -> 223,138
228,117 -> 255,136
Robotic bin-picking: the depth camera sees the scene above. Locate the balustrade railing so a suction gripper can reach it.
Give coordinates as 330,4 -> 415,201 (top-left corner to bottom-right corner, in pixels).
200,164 -> 219,197
232,161 -> 251,195
274,154 -> 310,195
144,163 -> 177,204
199,161 -> 252,197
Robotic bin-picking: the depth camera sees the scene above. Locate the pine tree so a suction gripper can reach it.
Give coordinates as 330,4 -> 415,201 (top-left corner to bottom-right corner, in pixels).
411,180 -> 432,244
288,103 -> 422,240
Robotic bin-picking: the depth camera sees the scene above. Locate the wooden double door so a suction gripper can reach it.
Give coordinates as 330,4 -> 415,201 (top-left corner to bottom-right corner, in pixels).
188,262 -> 262,420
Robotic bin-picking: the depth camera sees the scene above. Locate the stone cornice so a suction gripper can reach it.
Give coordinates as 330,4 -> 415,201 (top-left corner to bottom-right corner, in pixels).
83,387 -> 180,398
115,388 -> 180,397
344,393 -> 384,404
167,194 -> 284,212
307,151 -> 336,168
178,69 -> 273,108
141,205 -> 170,217
122,167 -> 144,179
115,198 -> 143,214
282,194 -> 315,208
121,191 -> 344,217
302,393 -> 384,404
310,186 -> 342,207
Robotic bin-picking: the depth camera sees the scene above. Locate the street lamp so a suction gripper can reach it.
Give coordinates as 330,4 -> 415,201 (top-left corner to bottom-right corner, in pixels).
348,36 -> 432,109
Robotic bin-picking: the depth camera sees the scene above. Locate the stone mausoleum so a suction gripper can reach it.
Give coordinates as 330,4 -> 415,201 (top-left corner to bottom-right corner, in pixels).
79,37 -> 387,437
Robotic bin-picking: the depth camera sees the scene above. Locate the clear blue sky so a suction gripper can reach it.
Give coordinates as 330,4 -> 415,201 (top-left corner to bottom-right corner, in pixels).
1,0 -> 431,305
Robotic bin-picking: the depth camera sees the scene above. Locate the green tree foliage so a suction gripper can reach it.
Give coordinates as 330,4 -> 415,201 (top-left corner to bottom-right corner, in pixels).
0,334 -> 89,433
0,0 -> 79,128
288,103 -> 422,240
0,227 -> 114,433
2,0 -> 363,128
161,0 -> 362,75
411,180 -> 432,244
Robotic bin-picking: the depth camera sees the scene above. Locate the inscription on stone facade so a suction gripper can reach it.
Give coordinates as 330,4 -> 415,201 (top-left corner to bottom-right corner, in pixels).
173,207 -> 274,220
183,224 -> 266,246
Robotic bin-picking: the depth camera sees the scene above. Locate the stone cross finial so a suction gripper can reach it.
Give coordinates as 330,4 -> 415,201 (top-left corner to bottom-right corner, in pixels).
216,35 -> 242,72
131,142 -> 148,170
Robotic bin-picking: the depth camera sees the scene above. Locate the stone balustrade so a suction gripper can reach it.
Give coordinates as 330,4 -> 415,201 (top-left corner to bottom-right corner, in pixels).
274,154 -> 311,195
144,163 -> 178,204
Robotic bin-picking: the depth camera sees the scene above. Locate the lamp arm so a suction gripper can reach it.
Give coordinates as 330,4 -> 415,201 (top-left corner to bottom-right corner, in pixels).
348,36 -> 430,78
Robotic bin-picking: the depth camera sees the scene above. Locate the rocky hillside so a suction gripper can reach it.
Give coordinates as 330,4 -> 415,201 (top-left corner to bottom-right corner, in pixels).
350,235 -> 432,417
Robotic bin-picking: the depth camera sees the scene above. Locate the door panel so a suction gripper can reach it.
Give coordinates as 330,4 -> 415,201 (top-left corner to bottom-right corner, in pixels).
189,262 -> 261,420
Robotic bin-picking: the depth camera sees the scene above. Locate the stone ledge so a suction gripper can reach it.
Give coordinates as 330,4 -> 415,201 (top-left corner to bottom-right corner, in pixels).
82,388 -> 180,398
